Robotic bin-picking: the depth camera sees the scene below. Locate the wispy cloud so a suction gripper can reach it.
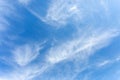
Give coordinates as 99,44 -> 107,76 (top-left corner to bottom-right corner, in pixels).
0,0 -> 19,45
0,67 -> 41,80
100,0 -> 109,12
0,18 -> 9,32
0,43 -> 47,80
97,55 -> 120,67
97,60 -> 110,67
46,28 -> 120,64
4,28 -> 119,80
25,0 -> 111,27
44,0 -> 81,26
116,56 -> 120,61
0,0 -> 120,80
12,43 -> 42,66
0,0 -> 13,32
18,0 -> 31,5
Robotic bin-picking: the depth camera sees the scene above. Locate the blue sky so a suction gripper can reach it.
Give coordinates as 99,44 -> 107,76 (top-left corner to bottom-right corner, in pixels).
0,0 -> 120,80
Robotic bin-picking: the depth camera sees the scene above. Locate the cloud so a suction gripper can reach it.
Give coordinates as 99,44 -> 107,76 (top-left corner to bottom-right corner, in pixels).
97,55 -> 120,68
0,0 -> 120,80
0,0 -> 20,45
46,28 -> 120,64
0,0 -> 13,32
7,28 -> 119,80
44,0 -> 81,26
18,0 -> 31,5
0,67 -> 40,80
116,56 -> 120,61
25,0 -> 111,27
0,18 -> 9,32
12,43 -> 42,66
97,60 -> 110,67
0,43 -> 47,80
100,0 -> 109,12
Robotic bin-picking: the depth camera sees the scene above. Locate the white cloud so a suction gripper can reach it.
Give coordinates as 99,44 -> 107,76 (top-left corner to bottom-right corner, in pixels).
116,56 -> 120,61
46,28 -> 120,64
12,44 -> 42,66
97,55 -> 120,68
0,43 -> 48,80
0,66 -> 46,80
24,0 -> 82,27
97,60 -> 110,67
26,0 -> 110,27
0,18 -> 9,32
0,0 -> 19,45
0,0 -> 13,32
100,0 -> 109,11
44,0 -> 81,26
18,0 -> 31,5
0,0 -> 120,80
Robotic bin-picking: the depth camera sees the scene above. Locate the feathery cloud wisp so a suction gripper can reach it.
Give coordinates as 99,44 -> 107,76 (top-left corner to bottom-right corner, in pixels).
0,0 -> 120,80
0,0 -> 14,32
46,28 -> 120,64
18,0 -> 31,5
12,44 -> 42,66
26,0 -> 110,27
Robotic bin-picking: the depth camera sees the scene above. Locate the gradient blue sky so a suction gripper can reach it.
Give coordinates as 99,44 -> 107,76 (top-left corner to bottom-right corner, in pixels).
0,0 -> 120,80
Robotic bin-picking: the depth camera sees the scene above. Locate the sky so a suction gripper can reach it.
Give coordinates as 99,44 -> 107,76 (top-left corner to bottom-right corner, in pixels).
0,0 -> 120,80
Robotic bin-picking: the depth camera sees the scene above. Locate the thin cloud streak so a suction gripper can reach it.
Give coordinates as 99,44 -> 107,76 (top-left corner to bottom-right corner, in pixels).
0,0 -> 13,32
18,0 -> 31,5
97,60 -> 110,67
0,0 -> 20,45
97,55 -> 120,67
46,28 -> 120,64
0,63 -> 49,80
